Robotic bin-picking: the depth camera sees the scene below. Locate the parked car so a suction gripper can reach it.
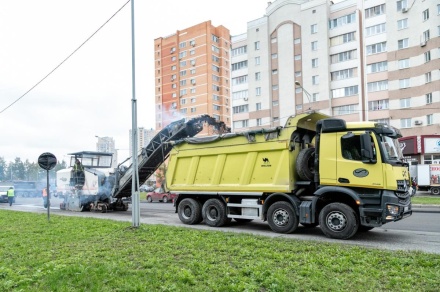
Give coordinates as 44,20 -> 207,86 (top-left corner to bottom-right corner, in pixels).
146,187 -> 176,203
140,185 -> 155,192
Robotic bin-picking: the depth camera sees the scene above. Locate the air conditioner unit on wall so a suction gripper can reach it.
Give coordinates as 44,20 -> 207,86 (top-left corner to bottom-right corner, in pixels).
420,41 -> 427,47
402,8 -> 408,13
414,120 -> 423,125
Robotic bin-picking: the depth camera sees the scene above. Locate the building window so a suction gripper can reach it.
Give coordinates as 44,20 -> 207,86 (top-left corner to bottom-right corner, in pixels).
396,0 -> 407,12
191,107 -> 196,113
423,9 -> 429,21
332,86 -> 359,98
425,72 -> 432,83
180,89 -> 187,96
213,94 -> 220,101
172,93 -> 177,98
212,65 -> 220,72
398,38 -> 409,49
190,69 -> 196,74
294,38 -> 301,44
255,56 -> 260,65
331,68 -> 356,80
366,61 -> 387,73
212,85 -> 220,92
212,45 -> 220,54
330,32 -> 355,46
272,85 -> 279,91
399,78 -> 410,89
233,104 -> 249,114
333,104 -> 358,116
231,60 -> 248,71
179,51 -> 187,59
398,59 -> 410,69
367,42 -> 386,55
312,58 -> 319,68
423,51 -> 431,63
256,87 -> 261,96
171,65 -> 176,70
294,54 -> 301,60
232,75 -> 248,85
233,120 -> 249,129
180,60 -> 187,67
180,98 -> 187,105
331,49 -> 357,63
426,93 -> 433,104
180,80 -> 187,86
212,55 -> 219,63
180,108 -> 187,114
254,41 -> 260,50
295,87 -> 302,94
271,37 -> 277,43
311,41 -> 318,51
179,41 -> 186,48
312,75 -> 319,85
311,24 -> 317,34
312,93 -> 319,102
397,19 -> 408,30
172,83 -> 177,89
365,4 -> 386,18
295,71 -> 302,77
272,69 -> 278,75
423,30 -> 430,42
232,90 -> 248,100
232,46 -> 247,56
256,118 -> 262,126
427,114 -> 433,125
171,56 -> 176,61
329,13 -> 356,29
190,49 -> 195,55
180,70 -> 186,77
213,104 -> 221,111
256,102 -> 262,111
400,118 -> 411,128
271,53 -> 278,59
368,99 -> 389,110
272,101 -> 279,107
400,98 -> 411,108
255,72 -> 261,81
367,80 -> 388,92
366,23 -> 386,37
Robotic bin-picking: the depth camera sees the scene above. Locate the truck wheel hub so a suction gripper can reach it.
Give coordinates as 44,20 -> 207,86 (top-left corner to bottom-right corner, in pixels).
326,212 -> 346,231
183,207 -> 192,219
273,209 -> 289,226
207,207 -> 218,220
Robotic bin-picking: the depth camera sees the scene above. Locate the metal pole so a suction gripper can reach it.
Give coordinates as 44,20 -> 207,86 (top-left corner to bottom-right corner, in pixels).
131,0 -> 140,227
46,170 -> 50,222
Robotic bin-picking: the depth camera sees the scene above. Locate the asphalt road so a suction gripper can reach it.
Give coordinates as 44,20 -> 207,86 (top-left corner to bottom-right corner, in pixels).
2,197 -> 440,254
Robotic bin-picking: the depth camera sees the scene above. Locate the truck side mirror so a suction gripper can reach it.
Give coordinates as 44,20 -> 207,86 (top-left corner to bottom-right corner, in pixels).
360,133 -> 376,164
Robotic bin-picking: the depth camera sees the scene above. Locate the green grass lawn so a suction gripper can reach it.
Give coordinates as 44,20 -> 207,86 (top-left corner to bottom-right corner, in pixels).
412,196 -> 440,205
0,210 -> 439,291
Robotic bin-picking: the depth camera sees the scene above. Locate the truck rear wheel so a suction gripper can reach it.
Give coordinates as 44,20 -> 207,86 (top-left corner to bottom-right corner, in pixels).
178,198 -> 202,225
267,201 -> 299,234
431,187 -> 440,195
202,198 -> 229,227
296,148 -> 315,181
319,203 -> 358,239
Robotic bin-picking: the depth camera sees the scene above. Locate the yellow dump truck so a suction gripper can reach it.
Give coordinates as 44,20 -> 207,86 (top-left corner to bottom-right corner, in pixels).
167,112 -> 412,239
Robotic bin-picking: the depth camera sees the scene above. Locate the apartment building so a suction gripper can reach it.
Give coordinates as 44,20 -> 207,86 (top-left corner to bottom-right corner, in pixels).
231,0 -> 439,134
154,21 -> 231,135
95,136 -> 117,167
128,127 -> 155,157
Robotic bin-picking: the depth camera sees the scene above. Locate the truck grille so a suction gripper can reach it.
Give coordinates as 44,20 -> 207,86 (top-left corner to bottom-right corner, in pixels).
395,180 -> 410,199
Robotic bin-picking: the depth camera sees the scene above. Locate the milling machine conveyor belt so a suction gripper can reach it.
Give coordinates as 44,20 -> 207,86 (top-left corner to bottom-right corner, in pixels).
112,117 -> 206,199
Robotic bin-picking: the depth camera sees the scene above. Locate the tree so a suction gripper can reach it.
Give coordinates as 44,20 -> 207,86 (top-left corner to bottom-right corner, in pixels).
0,157 -> 6,181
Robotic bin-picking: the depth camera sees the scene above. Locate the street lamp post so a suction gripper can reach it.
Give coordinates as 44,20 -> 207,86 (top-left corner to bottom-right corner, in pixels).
295,80 -> 312,112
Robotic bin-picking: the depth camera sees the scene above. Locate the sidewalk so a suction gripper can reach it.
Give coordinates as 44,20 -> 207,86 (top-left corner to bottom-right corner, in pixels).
411,204 -> 440,213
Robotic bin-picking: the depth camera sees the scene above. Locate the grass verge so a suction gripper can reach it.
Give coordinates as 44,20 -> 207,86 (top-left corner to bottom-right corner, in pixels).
412,196 -> 440,205
1,210 -> 439,291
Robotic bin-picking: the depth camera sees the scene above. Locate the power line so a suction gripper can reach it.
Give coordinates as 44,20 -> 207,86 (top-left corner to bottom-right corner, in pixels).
0,0 -> 130,115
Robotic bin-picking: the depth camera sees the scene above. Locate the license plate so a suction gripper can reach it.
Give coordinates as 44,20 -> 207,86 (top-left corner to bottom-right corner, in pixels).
404,206 -> 409,212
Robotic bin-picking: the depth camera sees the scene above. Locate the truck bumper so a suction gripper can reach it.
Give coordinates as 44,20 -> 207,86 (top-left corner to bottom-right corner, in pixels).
359,190 -> 412,227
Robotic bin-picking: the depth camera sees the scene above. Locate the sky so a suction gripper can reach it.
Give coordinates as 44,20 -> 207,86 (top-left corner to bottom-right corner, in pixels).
0,0 -> 270,165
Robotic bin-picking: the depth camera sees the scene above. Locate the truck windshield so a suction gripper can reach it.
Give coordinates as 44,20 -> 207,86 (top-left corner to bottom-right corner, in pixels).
380,136 -> 404,161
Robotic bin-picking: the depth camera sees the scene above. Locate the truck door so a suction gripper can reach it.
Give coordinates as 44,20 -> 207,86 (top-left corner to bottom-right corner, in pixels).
336,132 -> 384,189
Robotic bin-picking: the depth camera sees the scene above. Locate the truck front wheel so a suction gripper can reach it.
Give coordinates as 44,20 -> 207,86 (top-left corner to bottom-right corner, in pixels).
319,203 -> 358,239
202,198 -> 229,227
267,201 -> 299,234
178,198 -> 202,225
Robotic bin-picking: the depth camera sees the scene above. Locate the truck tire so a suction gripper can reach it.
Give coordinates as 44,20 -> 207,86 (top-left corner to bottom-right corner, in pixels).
319,203 -> 358,239
202,198 -> 229,227
178,198 -> 202,225
296,148 -> 315,181
267,201 -> 299,234
431,187 -> 440,195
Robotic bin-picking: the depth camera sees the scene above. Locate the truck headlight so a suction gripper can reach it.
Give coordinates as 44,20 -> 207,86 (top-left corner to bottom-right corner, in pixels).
387,205 -> 399,215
